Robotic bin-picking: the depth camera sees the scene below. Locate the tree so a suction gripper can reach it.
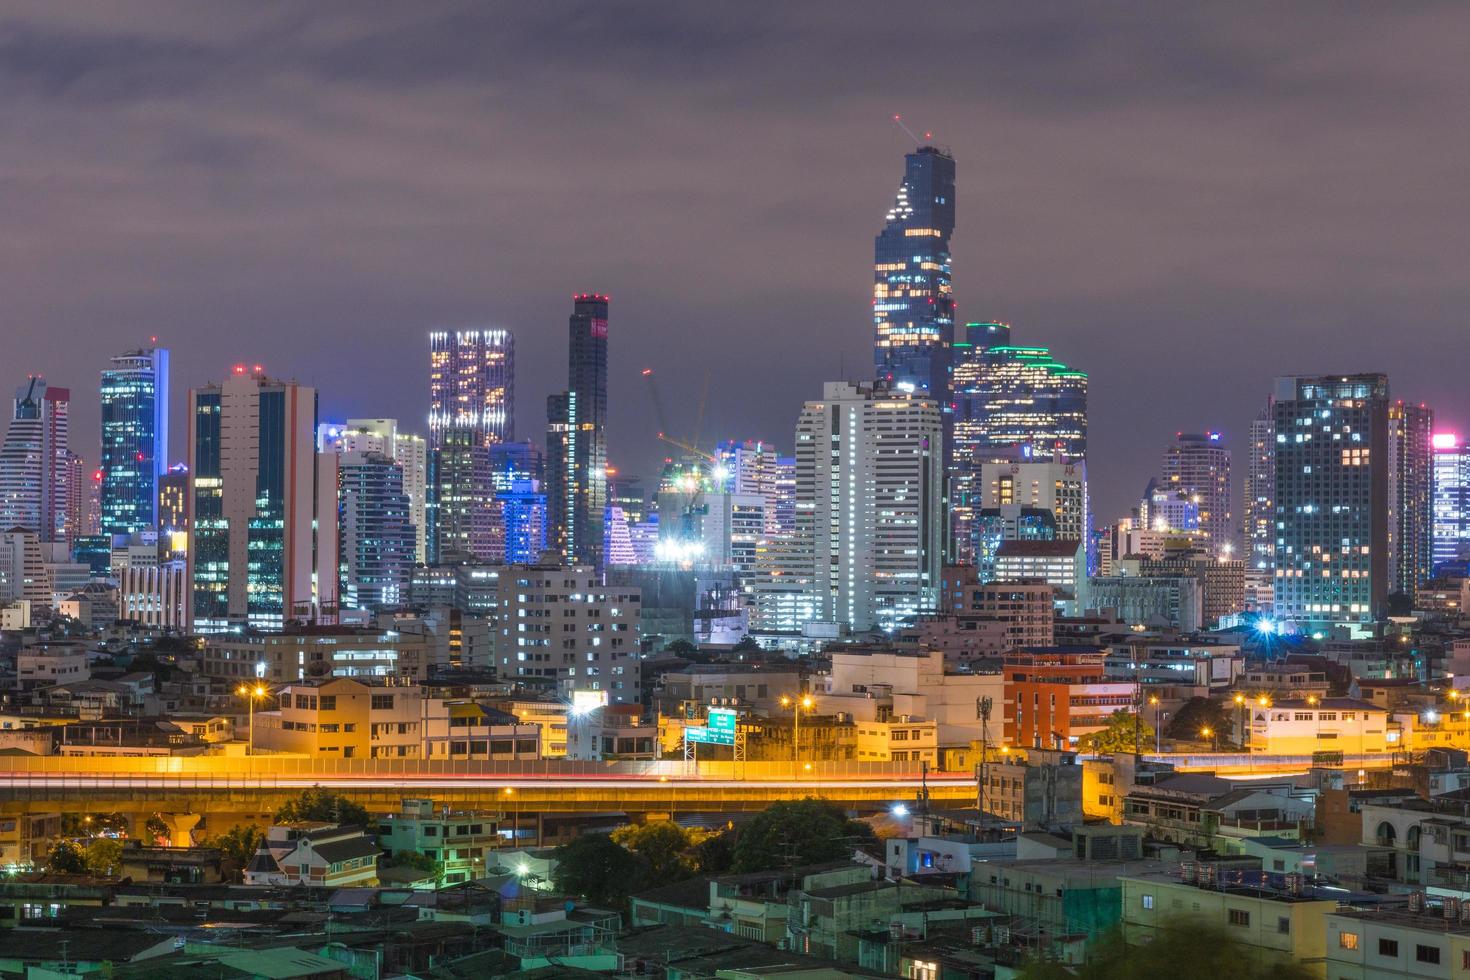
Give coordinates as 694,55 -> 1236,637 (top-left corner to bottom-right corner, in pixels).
730,799 -> 875,873
663,639 -> 697,657
732,636 -> 761,653
552,833 -> 648,909
1077,710 -> 1154,755
384,851 -> 445,886
83,839 -> 123,877
1016,919 -> 1314,979
204,824 -> 266,880
47,840 -> 87,874
694,830 -> 735,875
275,788 -> 371,828
612,821 -> 694,884
144,815 -> 171,845
1166,698 -> 1237,747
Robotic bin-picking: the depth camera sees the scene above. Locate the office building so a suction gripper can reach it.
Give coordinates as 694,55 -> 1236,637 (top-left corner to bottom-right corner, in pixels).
187,366 -> 335,633
62,451 -> 87,544
993,539 -> 1086,614
99,347 -> 169,537
764,381 -> 943,634
0,527 -> 48,615
428,329 -> 514,447
873,144 -> 955,403
1161,432 -> 1232,555
952,322 -> 1088,463
498,480 -> 548,564
428,427 -> 494,564
1388,400 -> 1435,598
117,561 -> 187,629
717,439 -> 794,537
338,451 -> 416,611
1434,431 -> 1470,570
972,504 -> 1057,582
1003,650 -> 1136,749
493,562 -> 641,703
547,294 -> 609,568
1272,374 -> 1391,632
158,463 -> 188,558
981,457 -> 1089,542
0,377 -> 70,543
1243,403 -> 1275,606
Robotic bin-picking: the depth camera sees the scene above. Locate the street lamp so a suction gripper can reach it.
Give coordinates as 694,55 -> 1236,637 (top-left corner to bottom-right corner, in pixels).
779,694 -> 815,769
1234,693 -> 1246,750
1201,726 -> 1217,752
1148,695 -> 1161,754
237,683 -> 268,756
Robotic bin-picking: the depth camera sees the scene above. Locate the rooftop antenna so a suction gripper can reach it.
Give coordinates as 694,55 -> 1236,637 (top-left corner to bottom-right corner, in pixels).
892,114 -> 922,146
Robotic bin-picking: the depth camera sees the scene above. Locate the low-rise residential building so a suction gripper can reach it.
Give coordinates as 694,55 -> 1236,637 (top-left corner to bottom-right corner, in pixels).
244,824 -> 378,889
1122,772 -> 1314,847
0,814 -> 61,868
980,749 -> 1084,830
422,702 -> 541,762
1003,648 -> 1135,750
814,648 -> 1004,748
16,643 -> 89,690
565,703 -> 657,760
1327,905 -> 1470,979
255,678 -> 423,759
378,799 -> 503,885
854,719 -> 938,766
1247,698 -> 1391,756
488,699 -> 570,757
201,626 -> 433,683
1121,871 -> 1337,975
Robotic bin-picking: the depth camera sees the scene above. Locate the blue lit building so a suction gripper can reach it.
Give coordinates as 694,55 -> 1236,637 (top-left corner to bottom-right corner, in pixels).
973,505 -> 1057,582
499,479 -> 548,564
1433,432 -> 1470,573
99,347 -> 169,537
873,145 -> 955,403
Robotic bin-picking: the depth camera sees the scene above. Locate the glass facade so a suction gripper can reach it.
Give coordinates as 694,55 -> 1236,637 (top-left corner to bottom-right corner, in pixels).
0,377 -> 70,544
1272,374 -> 1390,631
428,329 -> 514,447
338,452 -> 415,610
873,146 -> 956,403
546,294 -> 609,568
1433,433 -> 1470,573
98,347 -> 168,537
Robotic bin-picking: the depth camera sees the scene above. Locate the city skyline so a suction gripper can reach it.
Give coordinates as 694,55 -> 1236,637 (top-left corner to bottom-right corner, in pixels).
5,4 -> 1469,524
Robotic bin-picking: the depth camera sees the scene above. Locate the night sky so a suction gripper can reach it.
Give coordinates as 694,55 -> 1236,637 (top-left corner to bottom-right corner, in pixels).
5,2 -> 1468,523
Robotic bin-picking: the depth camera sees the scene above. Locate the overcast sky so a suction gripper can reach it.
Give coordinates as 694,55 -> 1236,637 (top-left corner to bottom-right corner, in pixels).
4,2 -> 1468,522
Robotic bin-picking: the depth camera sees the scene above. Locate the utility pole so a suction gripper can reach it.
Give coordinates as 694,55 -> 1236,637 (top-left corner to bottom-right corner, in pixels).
977,696 -> 993,824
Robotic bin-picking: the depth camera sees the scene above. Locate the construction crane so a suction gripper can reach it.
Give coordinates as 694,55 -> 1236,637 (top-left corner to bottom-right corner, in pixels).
641,368 -> 717,463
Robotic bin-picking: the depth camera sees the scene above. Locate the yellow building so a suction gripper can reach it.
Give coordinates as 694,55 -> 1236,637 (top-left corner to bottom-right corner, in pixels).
1247,698 -> 1390,756
1122,872 -> 1334,978
854,719 -> 938,766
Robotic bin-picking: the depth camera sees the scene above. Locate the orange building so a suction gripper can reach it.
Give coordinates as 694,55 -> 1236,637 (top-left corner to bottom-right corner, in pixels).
1004,648 -> 1136,749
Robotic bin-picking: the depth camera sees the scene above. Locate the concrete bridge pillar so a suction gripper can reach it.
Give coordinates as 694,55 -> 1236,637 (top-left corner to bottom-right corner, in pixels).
160,812 -> 201,847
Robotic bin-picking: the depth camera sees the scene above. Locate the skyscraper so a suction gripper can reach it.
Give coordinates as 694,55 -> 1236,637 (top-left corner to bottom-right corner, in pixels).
950,322 -> 1087,564
188,366 -> 332,632
873,144 -> 955,402
1243,403 -> 1276,606
99,347 -> 169,537
0,377 -> 70,544
428,329 -> 514,447
1388,401 -> 1435,600
952,323 -> 1088,462
1162,432 -> 1233,555
547,294 -> 609,568
1433,432 -> 1470,571
331,419 -> 430,565
338,451 -> 415,611
756,381 -> 942,634
1272,374 -> 1390,632
428,427 -> 495,564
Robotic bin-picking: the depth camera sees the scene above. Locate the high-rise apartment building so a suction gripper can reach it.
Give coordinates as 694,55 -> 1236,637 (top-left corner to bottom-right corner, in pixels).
547,294 -> 609,568
428,329 -> 514,447
493,562 -> 641,703
759,381 -> 943,634
338,451 -> 416,611
319,419 -> 430,565
99,347 -> 169,537
62,452 -> 87,545
1243,403 -> 1276,607
0,377 -> 70,544
1433,432 -> 1470,571
717,440 -> 793,537
873,145 -> 955,403
1272,374 -> 1390,632
187,366 -> 334,632
1161,432 -> 1233,555
1388,401 -> 1435,598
